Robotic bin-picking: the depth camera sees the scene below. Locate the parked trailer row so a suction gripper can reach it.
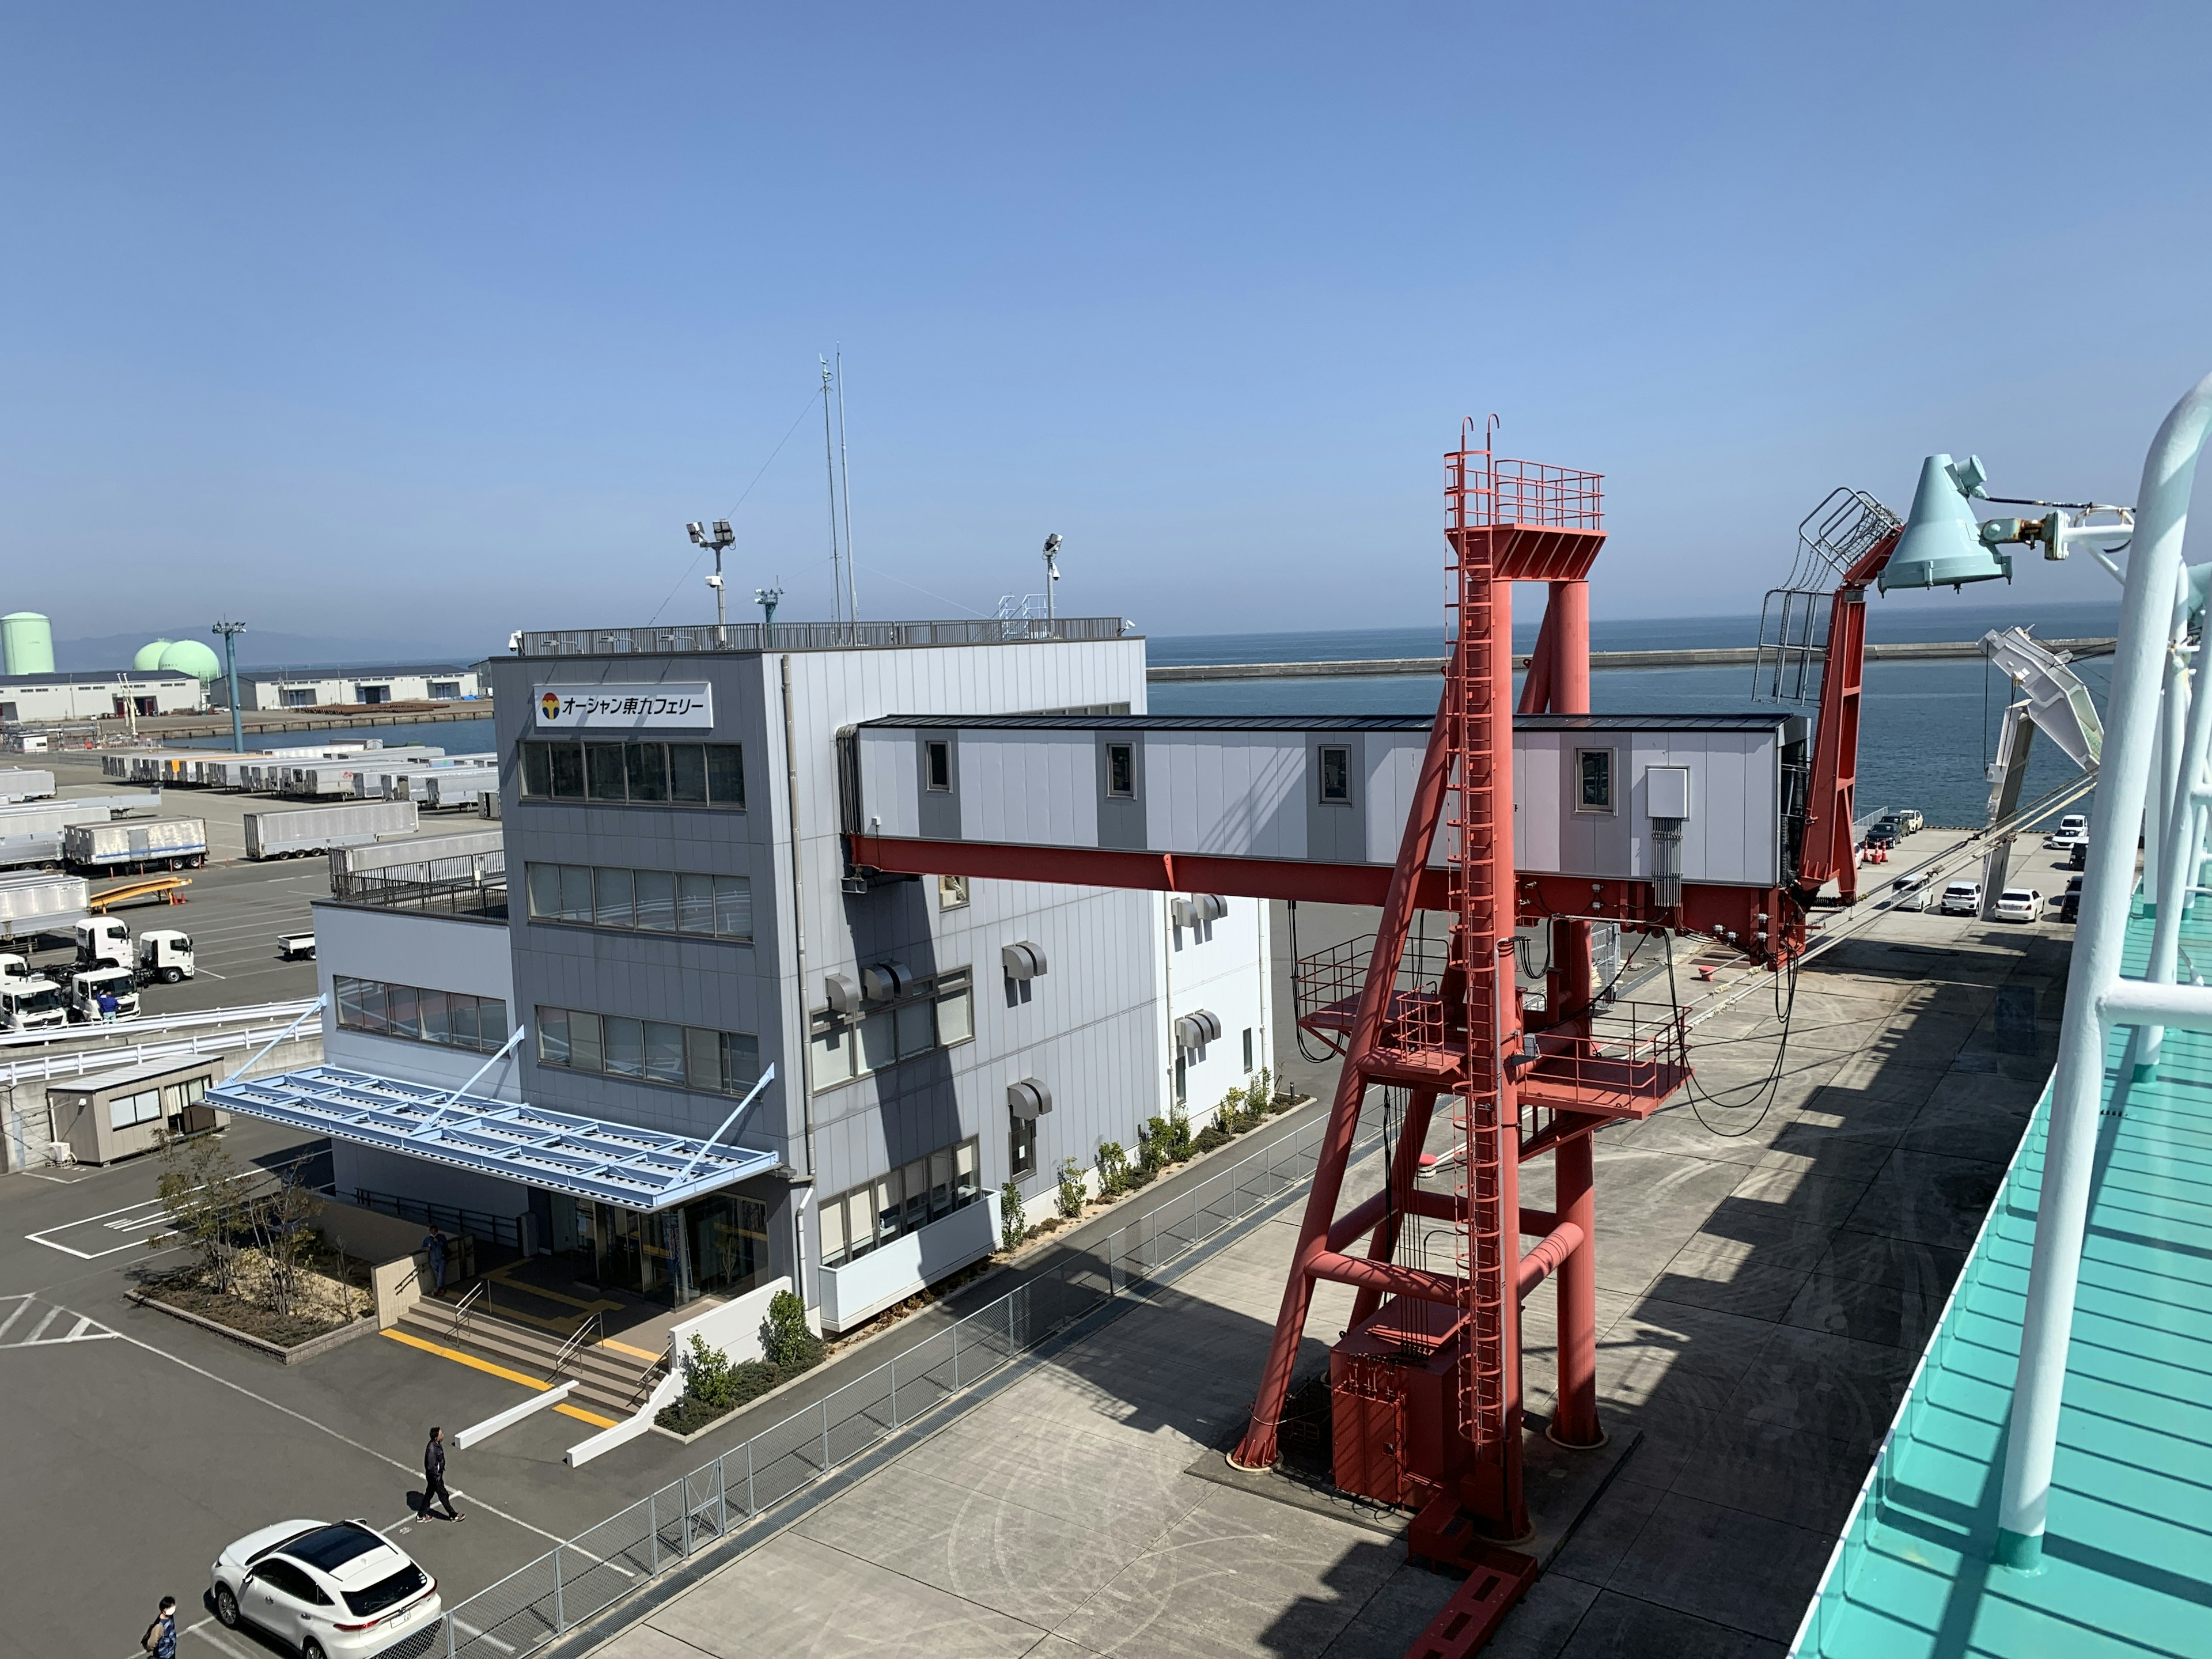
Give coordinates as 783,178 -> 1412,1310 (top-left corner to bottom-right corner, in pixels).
63,817 -> 208,873
245,800 -> 419,860
100,742 -> 435,790
0,796 -> 168,872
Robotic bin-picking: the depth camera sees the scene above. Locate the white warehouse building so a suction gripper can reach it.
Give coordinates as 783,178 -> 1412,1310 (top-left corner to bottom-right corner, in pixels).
218,664 -> 487,710
0,670 -> 206,724
207,617 -> 1273,1342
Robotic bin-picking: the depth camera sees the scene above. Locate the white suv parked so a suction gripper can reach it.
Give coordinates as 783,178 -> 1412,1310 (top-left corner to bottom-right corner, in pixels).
212,1520 -> 441,1657
1940,881 -> 1983,916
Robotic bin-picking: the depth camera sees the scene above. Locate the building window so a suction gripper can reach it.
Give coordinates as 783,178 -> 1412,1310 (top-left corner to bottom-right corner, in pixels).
1107,742 -> 1135,799
925,740 -> 952,792
938,874 -> 969,910
527,862 -> 751,942
279,687 -> 317,708
1243,1027 -> 1254,1071
1576,748 -> 1615,813
520,740 -> 745,808
1009,1113 -> 1037,1179
336,976 -> 510,1053
808,969 -> 974,1093
536,1006 -> 760,1096
1174,1052 -> 1187,1105
108,1088 -> 162,1131
1319,745 -> 1351,804
820,1137 -> 982,1267
429,680 -> 461,700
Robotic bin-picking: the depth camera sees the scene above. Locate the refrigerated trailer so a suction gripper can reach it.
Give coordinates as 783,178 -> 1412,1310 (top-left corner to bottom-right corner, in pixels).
0,796 -> 165,873
0,769 -> 55,802
327,827 -> 499,891
0,872 -> 92,943
63,818 -> 209,873
245,800 -> 419,859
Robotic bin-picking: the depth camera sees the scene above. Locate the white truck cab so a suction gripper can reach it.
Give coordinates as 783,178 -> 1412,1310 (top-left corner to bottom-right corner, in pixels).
74,917 -> 132,971
68,965 -> 140,1022
137,929 -> 195,984
1,974 -> 67,1032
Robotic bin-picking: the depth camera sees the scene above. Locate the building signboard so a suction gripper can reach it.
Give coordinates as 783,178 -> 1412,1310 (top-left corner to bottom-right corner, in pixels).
533,684 -> 714,730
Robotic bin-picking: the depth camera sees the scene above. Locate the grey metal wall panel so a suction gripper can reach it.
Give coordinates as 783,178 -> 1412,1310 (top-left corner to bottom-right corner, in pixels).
1512,725 -> 1779,887
960,732 -> 1099,848
915,729 -> 960,840
1096,730 -> 1147,851
1305,732 -> 1366,863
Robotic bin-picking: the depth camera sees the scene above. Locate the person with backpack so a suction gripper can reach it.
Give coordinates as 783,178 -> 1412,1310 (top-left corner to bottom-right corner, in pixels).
142,1596 -> 177,1657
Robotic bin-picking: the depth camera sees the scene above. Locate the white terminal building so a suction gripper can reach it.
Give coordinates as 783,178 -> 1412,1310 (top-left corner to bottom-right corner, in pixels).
0,669 -> 206,724
220,619 -> 1271,1333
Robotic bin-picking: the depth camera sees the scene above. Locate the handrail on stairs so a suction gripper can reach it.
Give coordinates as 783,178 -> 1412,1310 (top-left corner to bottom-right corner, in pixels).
447,1280 -> 486,1342
547,1312 -> 603,1382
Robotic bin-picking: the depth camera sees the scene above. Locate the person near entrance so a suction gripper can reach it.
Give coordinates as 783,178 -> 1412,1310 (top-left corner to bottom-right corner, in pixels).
141,1596 -> 177,1656
423,1426 -> 463,1522
421,1230 -> 448,1293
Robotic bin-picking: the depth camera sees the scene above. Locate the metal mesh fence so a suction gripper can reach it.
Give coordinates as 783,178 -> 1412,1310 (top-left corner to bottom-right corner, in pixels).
431,1116 -> 1325,1655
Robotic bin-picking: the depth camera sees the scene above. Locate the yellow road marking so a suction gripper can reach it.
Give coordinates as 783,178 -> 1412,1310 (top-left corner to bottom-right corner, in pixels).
381,1328 -> 622,1425
599,1336 -> 662,1361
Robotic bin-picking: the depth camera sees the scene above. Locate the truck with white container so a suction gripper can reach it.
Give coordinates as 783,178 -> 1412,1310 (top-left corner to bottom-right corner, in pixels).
63,817 -> 208,874
244,799 -> 419,859
0,768 -> 56,802
0,872 -> 92,944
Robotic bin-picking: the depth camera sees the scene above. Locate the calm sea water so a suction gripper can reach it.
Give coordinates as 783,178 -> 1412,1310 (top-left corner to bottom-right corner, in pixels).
1152,600 -> 2116,831
171,599 -> 2113,832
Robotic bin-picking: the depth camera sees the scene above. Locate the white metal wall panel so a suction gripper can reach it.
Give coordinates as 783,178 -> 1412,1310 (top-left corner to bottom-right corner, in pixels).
1364,731 -> 1443,868
1143,733 -> 1306,859
960,732 -> 1098,848
1513,726 -> 1779,887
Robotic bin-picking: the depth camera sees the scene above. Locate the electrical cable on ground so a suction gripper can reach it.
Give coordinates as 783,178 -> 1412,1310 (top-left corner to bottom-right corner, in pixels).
1661,926 -> 1801,1138
1287,902 -> 1342,1065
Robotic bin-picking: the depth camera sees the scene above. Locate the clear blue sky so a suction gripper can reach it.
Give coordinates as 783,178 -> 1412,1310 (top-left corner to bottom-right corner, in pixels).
3,3 -> 2207,656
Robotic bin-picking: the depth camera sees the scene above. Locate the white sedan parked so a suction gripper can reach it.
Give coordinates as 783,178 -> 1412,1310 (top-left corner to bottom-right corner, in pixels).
212,1520 -> 441,1658
1994,888 -> 2047,922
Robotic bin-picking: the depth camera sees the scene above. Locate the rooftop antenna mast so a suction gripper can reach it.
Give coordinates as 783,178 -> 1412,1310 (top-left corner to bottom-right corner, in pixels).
755,578 -> 784,647
836,351 -> 859,628
1043,533 -> 1063,625
821,357 -> 844,634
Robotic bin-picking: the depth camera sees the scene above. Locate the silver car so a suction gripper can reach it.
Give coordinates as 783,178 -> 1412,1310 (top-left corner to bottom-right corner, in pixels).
211,1519 -> 442,1657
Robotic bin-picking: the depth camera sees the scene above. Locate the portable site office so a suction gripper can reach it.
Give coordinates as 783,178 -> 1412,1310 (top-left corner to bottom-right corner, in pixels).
45,1054 -> 226,1166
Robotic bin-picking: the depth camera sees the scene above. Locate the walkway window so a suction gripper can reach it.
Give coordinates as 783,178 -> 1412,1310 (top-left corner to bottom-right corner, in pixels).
808,969 -> 973,1093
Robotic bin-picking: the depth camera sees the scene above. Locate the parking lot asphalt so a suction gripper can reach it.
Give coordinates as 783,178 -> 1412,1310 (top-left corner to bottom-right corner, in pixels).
0,1113 -> 764,1659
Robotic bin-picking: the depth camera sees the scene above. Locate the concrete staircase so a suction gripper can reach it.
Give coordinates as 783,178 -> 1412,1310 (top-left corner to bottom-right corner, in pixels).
399,1296 -> 666,1419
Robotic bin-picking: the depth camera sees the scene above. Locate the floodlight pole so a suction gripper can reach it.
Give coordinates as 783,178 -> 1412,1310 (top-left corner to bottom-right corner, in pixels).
213,620 -> 247,752
1043,534 -> 1062,627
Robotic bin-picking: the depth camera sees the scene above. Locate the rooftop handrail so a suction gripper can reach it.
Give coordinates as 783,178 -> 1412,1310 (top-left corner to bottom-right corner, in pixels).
514,615 -> 1132,658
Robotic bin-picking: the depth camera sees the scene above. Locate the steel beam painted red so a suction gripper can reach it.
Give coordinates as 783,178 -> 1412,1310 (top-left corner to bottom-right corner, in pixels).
848,835 -> 1454,910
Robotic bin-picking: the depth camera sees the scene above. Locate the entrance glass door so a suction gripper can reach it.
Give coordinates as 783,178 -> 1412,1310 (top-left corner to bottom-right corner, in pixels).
577,1201 -> 693,1304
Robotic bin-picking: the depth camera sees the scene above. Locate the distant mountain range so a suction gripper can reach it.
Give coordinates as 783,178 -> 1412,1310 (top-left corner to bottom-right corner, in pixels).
54,631 -> 505,673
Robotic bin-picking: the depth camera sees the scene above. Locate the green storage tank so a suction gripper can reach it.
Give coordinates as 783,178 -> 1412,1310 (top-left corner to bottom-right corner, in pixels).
2,613 -> 55,676
133,639 -> 175,672
156,640 -> 223,683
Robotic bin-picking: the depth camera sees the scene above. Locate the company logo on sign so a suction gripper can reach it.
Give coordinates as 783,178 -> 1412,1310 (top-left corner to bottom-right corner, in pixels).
532,683 -> 715,730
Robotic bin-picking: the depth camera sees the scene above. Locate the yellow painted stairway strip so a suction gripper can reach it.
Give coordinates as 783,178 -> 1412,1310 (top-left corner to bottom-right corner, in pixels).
381,1328 -> 620,1429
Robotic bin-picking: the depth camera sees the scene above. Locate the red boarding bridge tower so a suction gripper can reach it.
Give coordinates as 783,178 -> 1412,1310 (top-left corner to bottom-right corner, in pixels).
1228,430 -> 1694,1652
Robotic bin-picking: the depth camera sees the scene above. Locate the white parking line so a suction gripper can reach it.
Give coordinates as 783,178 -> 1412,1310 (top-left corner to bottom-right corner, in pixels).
187,1619 -> 256,1659
27,1196 -> 175,1259
0,1297 -> 30,1342
453,1615 -> 517,1653
0,1297 -> 122,1348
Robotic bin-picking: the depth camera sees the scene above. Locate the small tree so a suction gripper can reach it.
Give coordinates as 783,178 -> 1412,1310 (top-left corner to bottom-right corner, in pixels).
1055,1156 -> 1087,1219
154,1128 -> 247,1294
1253,1067 -> 1281,1113
999,1180 -> 1027,1250
1096,1140 -> 1130,1196
250,1165 -> 324,1319
760,1288 -> 824,1370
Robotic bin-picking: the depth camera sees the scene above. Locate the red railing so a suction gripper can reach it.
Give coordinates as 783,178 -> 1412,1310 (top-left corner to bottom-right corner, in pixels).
1512,998 -> 1690,1120
1446,445 -> 1604,532
1292,932 -> 1453,1047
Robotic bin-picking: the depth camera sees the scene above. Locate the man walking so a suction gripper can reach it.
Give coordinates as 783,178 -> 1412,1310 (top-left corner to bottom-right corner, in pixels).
423,1425 -> 464,1521
141,1596 -> 177,1657
421,1230 -> 448,1293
